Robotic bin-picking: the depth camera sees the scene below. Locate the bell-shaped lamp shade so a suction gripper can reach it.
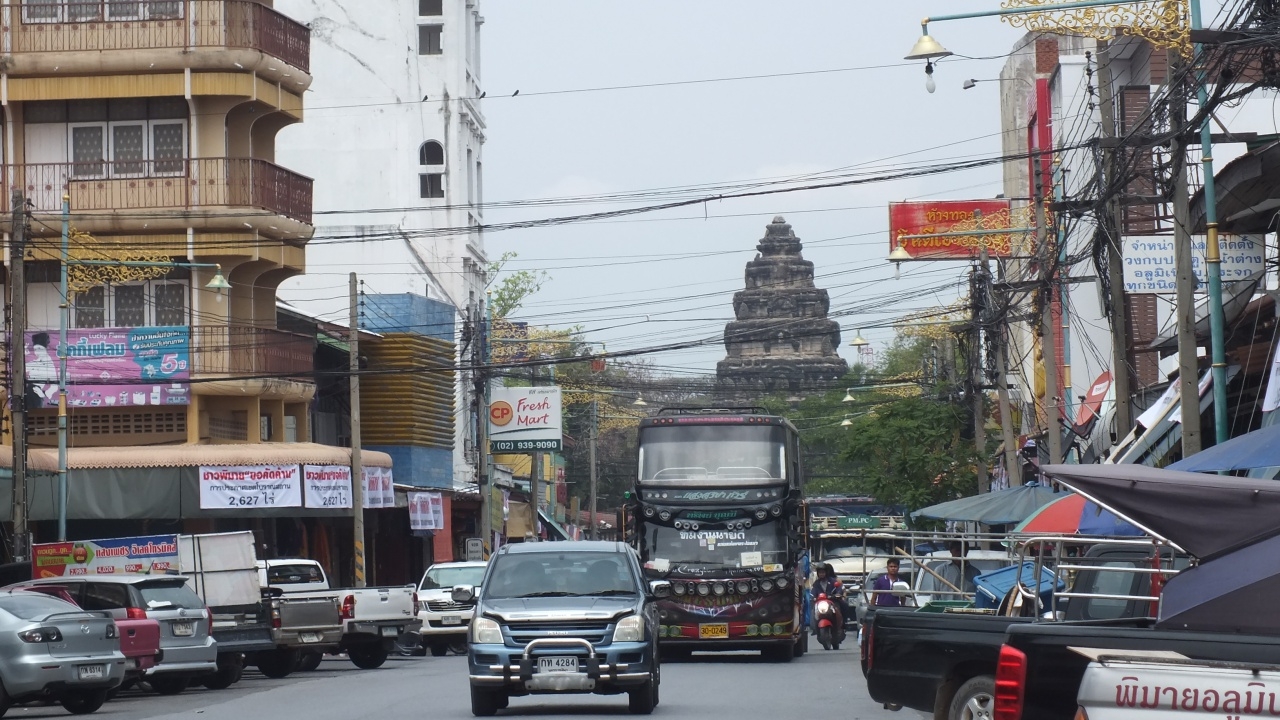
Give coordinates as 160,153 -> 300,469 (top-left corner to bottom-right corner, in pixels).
206,265 -> 231,302
905,31 -> 953,61
840,417 -> 853,427
633,394 -> 647,407
849,331 -> 870,348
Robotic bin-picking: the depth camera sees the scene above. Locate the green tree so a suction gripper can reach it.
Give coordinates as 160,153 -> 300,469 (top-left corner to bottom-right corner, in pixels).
487,251 -> 550,317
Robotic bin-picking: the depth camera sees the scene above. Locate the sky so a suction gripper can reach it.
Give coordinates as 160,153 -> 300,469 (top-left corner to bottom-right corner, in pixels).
478,2 -> 1033,378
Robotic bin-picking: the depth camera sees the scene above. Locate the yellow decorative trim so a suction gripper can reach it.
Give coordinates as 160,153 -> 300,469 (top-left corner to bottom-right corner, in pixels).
1000,0 -> 1191,57
65,228 -> 174,296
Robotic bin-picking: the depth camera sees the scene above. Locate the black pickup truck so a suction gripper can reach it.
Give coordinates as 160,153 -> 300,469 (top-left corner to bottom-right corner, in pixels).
861,543 -> 1180,720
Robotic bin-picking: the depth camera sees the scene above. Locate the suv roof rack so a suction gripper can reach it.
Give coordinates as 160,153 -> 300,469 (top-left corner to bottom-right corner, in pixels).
655,406 -> 770,416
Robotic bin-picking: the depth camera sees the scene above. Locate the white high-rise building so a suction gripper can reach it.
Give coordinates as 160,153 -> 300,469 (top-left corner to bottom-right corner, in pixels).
275,0 -> 487,487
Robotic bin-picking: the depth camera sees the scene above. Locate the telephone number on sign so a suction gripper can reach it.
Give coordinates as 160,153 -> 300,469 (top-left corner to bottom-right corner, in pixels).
490,440 -> 562,452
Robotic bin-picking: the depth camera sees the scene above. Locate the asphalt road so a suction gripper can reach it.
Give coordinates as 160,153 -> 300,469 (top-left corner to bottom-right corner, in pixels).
2,646 -> 901,720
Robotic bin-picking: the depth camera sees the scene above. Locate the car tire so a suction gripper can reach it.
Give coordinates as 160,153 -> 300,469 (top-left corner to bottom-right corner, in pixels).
60,689 -> 107,715
949,676 -> 996,720
298,652 -> 324,672
627,671 -> 658,715
202,655 -> 245,690
0,677 -> 10,718
429,644 -> 449,657
349,645 -> 389,669
256,649 -> 299,679
148,676 -> 189,696
470,685 -> 505,717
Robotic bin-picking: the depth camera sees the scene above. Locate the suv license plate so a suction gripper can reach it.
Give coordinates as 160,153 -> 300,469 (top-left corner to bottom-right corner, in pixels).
172,622 -> 194,637
537,656 -> 578,673
300,632 -> 321,643
699,623 -> 729,639
441,615 -> 462,626
77,665 -> 105,680
380,626 -> 401,637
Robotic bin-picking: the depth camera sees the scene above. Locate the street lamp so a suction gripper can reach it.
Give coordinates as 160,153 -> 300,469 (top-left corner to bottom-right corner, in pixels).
888,242 -> 912,279
904,22 -> 953,94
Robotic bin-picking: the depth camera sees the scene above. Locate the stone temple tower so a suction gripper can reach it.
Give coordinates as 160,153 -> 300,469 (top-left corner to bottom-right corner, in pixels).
716,217 -> 849,393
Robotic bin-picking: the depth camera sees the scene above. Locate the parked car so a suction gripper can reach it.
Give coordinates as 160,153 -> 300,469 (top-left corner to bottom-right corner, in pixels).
15,576 -> 218,696
455,540 -> 669,716
259,558 -> 420,670
0,589 -> 126,715
417,560 -> 486,656
254,561 -> 343,675
6,584 -> 162,683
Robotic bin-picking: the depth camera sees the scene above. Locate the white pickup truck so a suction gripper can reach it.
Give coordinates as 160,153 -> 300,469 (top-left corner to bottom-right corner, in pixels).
258,558 -> 421,669
1075,648 -> 1280,720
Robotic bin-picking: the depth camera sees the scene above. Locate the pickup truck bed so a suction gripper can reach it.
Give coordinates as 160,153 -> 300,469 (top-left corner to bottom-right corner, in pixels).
1007,623 -> 1280,720
1077,654 -> 1280,720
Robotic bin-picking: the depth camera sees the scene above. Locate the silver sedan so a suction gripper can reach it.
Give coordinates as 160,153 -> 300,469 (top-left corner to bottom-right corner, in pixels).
0,591 -> 126,716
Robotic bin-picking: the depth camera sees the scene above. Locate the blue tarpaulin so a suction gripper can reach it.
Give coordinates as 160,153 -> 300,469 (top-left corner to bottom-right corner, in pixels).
1168,423 -> 1280,473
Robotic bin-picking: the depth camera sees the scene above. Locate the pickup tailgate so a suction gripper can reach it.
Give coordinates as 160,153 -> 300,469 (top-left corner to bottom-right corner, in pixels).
117,617 -> 161,662
348,586 -> 416,622
1079,657 -> 1280,720
863,608 -> 1033,713
1009,623 -> 1280,720
278,593 -> 342,631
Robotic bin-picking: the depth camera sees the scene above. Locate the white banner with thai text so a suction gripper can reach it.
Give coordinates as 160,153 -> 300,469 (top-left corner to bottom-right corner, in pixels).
362,466 -> 394,509
409,492 -> 444,530
199,465 -> 302,510
1123,235 -> 1265,293
303,465 -> 353,509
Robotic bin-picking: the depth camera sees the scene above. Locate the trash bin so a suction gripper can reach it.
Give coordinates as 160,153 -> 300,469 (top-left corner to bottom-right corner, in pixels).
972,562 -> 1064,610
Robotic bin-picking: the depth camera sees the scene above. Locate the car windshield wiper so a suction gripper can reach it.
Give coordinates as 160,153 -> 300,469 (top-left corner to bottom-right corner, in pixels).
592,590 -> 637,596
512,591 -> 576,598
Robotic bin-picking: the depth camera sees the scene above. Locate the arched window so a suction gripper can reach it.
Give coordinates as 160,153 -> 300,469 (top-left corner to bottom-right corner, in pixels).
420,141 -> 444,166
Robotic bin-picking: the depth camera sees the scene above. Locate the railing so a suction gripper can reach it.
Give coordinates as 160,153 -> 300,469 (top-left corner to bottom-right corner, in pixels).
6,157 -> 314,225
191,324 -> 314,378
13,0 -> 310,73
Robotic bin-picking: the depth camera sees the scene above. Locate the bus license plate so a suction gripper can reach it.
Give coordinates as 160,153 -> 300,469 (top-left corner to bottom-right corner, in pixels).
537,656 -> 578,673
77,665 -> 105,680
699,623 -> 729,640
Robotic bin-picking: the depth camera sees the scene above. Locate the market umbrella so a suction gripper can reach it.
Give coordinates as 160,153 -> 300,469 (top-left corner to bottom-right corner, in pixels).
1167,422 -> 1280,473
1011,494 -> 1144,536
1157,533 -> 1280,635
1041,464 -> 1280,561
911,482 -> 1062,525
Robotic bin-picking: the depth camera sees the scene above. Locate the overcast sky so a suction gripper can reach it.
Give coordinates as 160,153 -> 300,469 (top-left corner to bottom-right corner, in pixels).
479,2 -> 1036,377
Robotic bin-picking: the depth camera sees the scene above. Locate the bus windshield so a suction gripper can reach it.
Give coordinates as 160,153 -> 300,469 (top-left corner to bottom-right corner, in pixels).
645,522 -> 788,569
638,425 -> 786,482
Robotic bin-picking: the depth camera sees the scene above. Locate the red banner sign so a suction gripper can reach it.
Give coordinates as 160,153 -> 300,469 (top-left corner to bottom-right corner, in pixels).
889,200 -> 1022,260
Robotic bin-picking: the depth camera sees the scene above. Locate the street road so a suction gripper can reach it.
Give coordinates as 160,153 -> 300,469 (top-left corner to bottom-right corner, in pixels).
6,647 -> 900,720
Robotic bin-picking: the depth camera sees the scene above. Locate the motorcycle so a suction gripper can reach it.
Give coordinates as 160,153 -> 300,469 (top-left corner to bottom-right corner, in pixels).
813,592 -> 846,650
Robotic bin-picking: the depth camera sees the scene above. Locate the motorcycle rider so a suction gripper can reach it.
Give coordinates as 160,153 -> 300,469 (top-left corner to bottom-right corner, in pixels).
811,563 -> 849,628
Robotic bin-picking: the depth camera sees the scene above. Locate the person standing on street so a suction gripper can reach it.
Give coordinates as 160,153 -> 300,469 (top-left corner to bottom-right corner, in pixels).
870,558 -> 903,608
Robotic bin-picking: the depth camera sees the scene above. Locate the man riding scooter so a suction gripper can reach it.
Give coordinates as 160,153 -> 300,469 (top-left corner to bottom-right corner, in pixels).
811,563 -> 850,650
811,563 -> 851,628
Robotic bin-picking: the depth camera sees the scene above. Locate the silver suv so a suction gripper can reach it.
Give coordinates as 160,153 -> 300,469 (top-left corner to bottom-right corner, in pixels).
18,576 -> 217,695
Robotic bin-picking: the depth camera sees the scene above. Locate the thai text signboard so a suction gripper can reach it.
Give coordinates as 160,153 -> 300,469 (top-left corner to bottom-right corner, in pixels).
303,465 -> 353,509
489,386 -> 563,452
24,326 -> 190,409
1123,235 -> 1265,293
32,534 -> 179,578
889,200 -> 1026,260
199,465 -> 303,509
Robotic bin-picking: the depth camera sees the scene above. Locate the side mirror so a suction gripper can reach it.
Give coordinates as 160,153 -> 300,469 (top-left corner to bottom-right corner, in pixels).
451,585 -> 476,604
891,581 -> 910,594
648,580 -> 672,599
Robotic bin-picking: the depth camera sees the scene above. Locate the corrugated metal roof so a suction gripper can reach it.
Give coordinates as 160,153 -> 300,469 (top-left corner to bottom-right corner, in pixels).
0,443 -> 393,472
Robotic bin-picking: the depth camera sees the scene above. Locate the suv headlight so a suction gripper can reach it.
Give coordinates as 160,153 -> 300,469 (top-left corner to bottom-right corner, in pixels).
471,617 -> 502,644
613,614 -> 644,643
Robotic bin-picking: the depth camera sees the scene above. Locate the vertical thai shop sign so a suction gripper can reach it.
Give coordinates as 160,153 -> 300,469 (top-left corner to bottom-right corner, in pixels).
32,534 -> 179,578
24,326 -> 190,409
488,386 -> 563,452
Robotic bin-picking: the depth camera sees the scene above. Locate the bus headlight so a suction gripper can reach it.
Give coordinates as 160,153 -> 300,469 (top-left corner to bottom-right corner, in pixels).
776,577 -> 789,590
673,583 -> 686,596
736,581 -> 750,594
760,580 -> 774,592
472,618 -> 502,644
770,504 -> 783,517
712,583 -> 726,596
697,583 -> 710,596
659,511 -> 671,521
643,506 -> 655,518
754,509 -> 768,521
613,615 -> 644,643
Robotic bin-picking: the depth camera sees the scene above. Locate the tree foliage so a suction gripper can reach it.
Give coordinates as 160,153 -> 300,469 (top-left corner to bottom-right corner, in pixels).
487,251 -> 549,318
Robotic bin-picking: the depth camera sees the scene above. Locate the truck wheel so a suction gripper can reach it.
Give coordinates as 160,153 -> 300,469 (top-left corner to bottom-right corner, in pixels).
470,686 -> 505,717
349,645 -> 389,669
147,676 -> 189,696
298,652 -> 323,672
430,644 -> 449,657
202,654 -> 245,690
949,676 -> 996,720
256,649 -> 299,679
627,670 -> 658,715
60,689 -> 107,715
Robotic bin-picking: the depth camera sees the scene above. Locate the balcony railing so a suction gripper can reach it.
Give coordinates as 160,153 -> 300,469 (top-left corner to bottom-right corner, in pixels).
13,0 -> 310,73
7,157 -> 314,225
192,325 -> 315,378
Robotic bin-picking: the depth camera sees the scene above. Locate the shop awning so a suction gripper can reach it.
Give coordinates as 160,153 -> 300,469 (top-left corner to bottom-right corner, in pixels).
538,508 -> 571,541
1189,137 -> 1280,234
0,443 -> 392,472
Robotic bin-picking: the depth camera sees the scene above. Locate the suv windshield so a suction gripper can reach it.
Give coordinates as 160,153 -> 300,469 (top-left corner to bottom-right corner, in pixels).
421,565 -> 486,590
486,553 -> 638,599
139,582 -> 204,610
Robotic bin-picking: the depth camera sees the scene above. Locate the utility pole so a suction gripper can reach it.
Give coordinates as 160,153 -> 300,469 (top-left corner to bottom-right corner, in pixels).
995,322 -> 1020,487
10,189 -> 28,560
1036,165 -> 1063,466
1094,43 -> 1134,437
1170,50 -> 1201,456
529,365 -> 541,541
971,214 -> 989,494
348,273 -> 366,588
473,301 -> 491,549
588,400 -> 599,540
56,195 -> 69,541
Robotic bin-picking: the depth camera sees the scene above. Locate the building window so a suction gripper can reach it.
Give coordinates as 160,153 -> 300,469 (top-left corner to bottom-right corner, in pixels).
75,286 -> 106,328
72,281 -> 189,329
418,24 -> 443,55
420,140 -> 444,166
23,0 -> 183,23
420,173 -> 445,199
419,0 -> 442,16
33,99 -> 188,178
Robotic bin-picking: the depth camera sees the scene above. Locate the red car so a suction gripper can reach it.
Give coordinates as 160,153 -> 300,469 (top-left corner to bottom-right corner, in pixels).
6,584 -> 163,679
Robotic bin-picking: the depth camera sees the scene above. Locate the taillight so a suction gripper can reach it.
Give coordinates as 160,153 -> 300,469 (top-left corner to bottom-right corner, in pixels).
271,606 -> 282,630
341,594 -> 356,620
413,592 -> 419,613
18,627 -> 62,643
126,607 -> 147,620
206,611 -> 214,637
994,644 -> 1027,720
